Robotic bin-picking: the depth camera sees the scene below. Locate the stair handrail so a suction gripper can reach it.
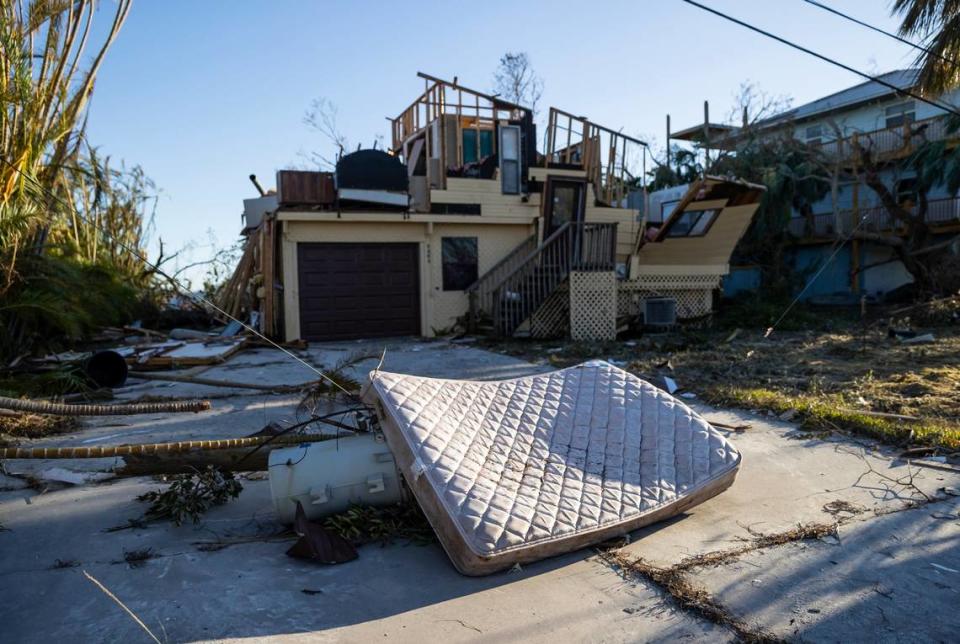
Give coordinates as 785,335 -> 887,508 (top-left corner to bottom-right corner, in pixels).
467,221 -> 617,335
491,222 -> 574,335
464,232 -> 538,296
465,232 -> 538,330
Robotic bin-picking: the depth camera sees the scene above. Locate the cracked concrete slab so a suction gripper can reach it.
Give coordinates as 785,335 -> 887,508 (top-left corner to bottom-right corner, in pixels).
617,404 -> 960,569
3,340 -> 958,641
0,449 -> 724,642
685,497 -> 960,641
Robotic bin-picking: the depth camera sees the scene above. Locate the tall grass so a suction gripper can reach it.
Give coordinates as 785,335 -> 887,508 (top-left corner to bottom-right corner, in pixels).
0,1 -> 147,360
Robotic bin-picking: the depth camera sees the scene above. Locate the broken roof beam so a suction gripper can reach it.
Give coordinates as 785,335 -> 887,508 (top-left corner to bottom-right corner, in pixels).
390,72 -> 532,152
544,107 -> 647,206
547,107 -> 648,147
415,72 -> 529,112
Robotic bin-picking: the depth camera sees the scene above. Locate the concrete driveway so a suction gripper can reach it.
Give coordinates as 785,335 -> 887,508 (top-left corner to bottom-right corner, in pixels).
1,338 -> 958,642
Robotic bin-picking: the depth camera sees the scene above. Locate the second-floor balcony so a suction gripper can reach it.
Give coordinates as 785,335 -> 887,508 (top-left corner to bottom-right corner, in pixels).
787,196 -> 960,239
812,116 -> 955,163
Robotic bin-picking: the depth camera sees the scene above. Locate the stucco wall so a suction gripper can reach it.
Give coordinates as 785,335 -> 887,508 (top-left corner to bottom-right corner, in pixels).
280,219 -> 533,340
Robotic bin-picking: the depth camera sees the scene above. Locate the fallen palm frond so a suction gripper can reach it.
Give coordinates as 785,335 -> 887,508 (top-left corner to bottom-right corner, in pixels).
0,411 -> 77,441
322,503 -> 435,546
600,551 -> 779,643
298,351 -> 378,414
137,466 -> 243,526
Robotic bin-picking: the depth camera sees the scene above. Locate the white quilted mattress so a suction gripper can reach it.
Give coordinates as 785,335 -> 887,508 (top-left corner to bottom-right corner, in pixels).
363,360 -> 741,575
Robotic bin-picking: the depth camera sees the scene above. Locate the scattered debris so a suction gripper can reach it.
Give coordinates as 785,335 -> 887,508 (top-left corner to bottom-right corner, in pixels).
36,467 -> 114,486
670,522 -> 841,573
321,503 -> 435,546
822,500 -> 866,517
900,333 -> 936,345
137,466 -> 243,526
51,559 -> 80,569
600,551 -> 778,643
112,337 -> 245,370
301,588 -> 324,595
680,392 -> 697,399
0,412 -> 77,441
723,328 -> 741,343
127,370 -> 307,392
121,548 -> 156,568
662,376 -> 679,394
103,518 -> 149,533
901,446 -> 940,458
168,328 -> 214,341
287,501 -> 358,565
931,563 -> 959,574
705,419 -> 752,432
778,409 -> 798,422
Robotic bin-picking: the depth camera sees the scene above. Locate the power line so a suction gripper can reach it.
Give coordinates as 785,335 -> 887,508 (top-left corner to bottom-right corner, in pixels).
680,0 -> 960,119
801,0 -> 957,67
0,156 -> 359,400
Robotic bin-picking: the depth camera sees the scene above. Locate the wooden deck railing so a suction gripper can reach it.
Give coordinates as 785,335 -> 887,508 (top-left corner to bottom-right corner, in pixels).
467,222 -> 617,336
787,196 -> 960,238
813,116 -> 953,163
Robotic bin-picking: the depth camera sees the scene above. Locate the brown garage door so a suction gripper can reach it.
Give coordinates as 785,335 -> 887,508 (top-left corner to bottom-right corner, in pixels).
297,242 -> 420,340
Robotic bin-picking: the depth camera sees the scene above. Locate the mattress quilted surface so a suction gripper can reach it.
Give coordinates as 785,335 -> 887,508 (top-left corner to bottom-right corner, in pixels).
368,360 -> 740,560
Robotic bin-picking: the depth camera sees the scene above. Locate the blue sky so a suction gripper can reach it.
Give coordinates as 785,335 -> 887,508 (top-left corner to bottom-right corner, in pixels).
84,0 -> 916,282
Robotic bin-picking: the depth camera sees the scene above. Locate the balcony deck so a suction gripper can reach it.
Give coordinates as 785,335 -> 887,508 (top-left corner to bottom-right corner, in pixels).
788,196 -> 960,240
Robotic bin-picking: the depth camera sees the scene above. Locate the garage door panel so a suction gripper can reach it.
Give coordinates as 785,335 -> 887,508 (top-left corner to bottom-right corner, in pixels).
297,242 -> 420,340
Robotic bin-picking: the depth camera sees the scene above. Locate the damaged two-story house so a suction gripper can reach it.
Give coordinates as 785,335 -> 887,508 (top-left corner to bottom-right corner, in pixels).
231,73 -> 764,342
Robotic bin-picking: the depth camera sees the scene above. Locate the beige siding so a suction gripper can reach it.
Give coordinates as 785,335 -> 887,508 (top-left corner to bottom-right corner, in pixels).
528,167 -> 588,181
280,220 -> 532,341
430,177 -> 541,220
634,203 -> 758,268
582,184 -> 640,263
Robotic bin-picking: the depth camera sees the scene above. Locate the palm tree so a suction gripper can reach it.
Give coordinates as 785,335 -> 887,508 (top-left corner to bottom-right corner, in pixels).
892,0 -> 960,95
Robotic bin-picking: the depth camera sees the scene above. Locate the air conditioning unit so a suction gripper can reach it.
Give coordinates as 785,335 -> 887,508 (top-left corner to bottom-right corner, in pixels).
645,297 -> 677,327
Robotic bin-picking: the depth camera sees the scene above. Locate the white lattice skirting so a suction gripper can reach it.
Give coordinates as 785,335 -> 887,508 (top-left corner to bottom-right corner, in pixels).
618,274 -> 722,320
569,271 -> 617,341
526,272 -> 723,339
529,285 -> 569,339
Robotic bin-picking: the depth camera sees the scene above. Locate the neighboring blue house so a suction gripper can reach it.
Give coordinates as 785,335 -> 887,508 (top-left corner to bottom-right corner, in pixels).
666,69 -> 960,302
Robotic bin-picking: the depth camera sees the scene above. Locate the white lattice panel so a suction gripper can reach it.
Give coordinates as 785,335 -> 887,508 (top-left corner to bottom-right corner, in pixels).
619,274 -> 720,320
529,284 -> 569,338
569,271 -> 617,341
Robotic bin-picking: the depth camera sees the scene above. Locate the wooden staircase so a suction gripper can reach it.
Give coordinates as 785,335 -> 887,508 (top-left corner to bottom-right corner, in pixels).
466,222 -> 617,336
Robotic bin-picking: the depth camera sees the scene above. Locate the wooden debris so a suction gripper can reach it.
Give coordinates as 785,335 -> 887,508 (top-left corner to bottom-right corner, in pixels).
128,371 -> 308,392
705,419 -> 752,432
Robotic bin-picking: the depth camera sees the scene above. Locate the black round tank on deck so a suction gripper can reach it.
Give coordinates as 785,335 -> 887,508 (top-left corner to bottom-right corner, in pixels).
335,149 -> 408,192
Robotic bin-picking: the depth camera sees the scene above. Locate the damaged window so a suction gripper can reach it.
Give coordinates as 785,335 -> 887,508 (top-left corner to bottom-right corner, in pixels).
442,237 -> 478,290
663,208 -> 719,238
